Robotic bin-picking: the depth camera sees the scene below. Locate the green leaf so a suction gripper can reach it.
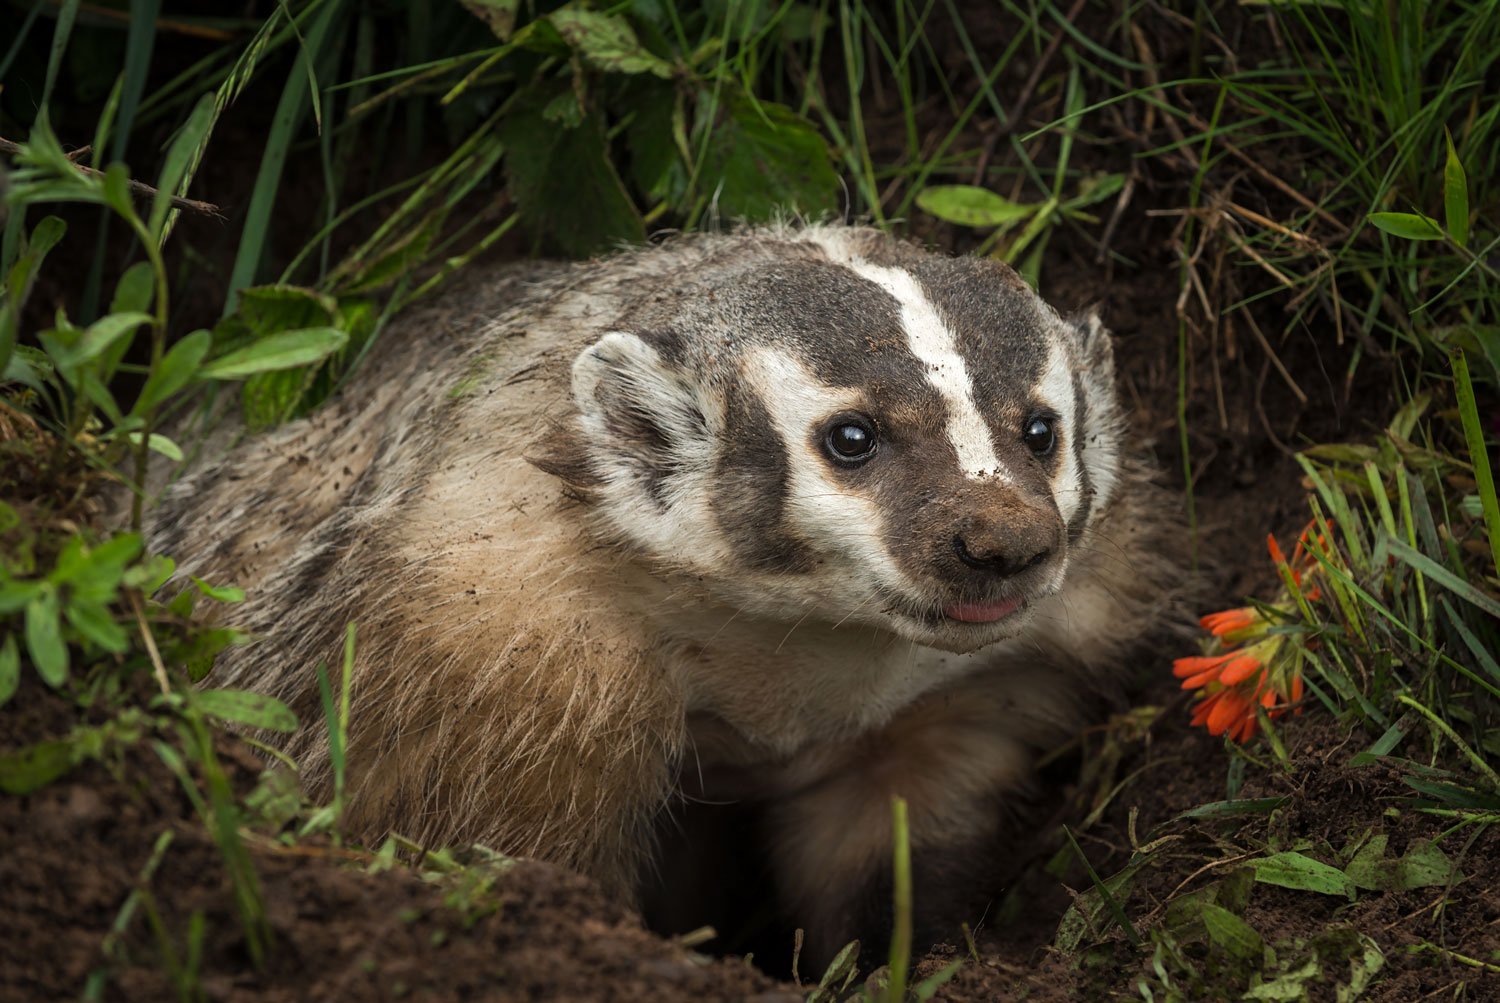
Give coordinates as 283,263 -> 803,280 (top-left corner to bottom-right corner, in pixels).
213,285 -> 338,350
191,576 -> 246,603
1251,851 -> 1355,898
499,90 -> 645,257
131,329 -> 210,416
626,80 -> 687,207
101,162 -> 137,221
64,534 -> 144,596
64,600 -> 130,653
1443,128 -> 1469,248
0,581 -> 43,615
549,8 -> 673,78
54,311 -> 153,368
126,431 -> 184,462
1366,211 -> 1443,241
109,260 -> 156,315
917,185 -> 1037,228
198,327 -> 349,381
1199,902 -> 1263,959
26,215 -> 68,261
195,689 -> 298,732
0,739 -> 76,794
25,590 -> 68,687
0,634 -> 18,706
698,89 -> 838,222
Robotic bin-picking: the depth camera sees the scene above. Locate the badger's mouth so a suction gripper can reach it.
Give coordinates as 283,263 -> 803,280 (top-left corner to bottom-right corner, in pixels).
875,584 -> 1030,634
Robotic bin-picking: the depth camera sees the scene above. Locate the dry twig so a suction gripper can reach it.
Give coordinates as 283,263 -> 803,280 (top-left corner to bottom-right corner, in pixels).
0,137 -> 225,218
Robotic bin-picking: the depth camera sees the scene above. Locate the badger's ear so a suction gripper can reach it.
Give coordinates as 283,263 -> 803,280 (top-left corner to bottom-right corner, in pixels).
1067,308 -> 1114,368
569,332 -> 714,501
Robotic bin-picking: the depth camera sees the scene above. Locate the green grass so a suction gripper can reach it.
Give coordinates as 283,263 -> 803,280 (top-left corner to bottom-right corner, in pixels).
3,0 -> 1499,999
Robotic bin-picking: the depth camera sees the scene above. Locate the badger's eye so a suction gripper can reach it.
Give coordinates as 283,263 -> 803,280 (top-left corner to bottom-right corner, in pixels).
824,416 -> 878,462
1022,415 -> 1056,455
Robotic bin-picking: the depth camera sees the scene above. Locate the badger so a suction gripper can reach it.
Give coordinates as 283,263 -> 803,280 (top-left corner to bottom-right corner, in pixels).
147,224 -> 1185,962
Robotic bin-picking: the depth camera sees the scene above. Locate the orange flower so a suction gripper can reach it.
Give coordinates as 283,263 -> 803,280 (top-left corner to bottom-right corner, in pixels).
1173,520 -> 1332,743
1199,607 -> 1258,637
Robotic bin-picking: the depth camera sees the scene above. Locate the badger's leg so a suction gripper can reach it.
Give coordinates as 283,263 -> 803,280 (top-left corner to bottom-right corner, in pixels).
764,674 -> 1052,965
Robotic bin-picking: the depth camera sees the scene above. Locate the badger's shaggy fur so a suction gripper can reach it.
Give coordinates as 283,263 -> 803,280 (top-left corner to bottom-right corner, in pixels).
149,225 -> 1187,959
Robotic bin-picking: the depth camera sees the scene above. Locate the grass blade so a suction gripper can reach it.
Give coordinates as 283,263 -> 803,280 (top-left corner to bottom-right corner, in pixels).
41,0 -> 82,109
1450,348 -> 1500,574
1443,127 -> 1469,248
223,0 -> 343,315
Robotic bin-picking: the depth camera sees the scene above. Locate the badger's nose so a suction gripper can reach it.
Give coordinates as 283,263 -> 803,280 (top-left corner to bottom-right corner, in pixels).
952,527 -> 1054,578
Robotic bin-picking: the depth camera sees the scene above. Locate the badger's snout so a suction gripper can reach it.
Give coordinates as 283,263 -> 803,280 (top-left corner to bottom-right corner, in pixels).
951,519 -> 1057,579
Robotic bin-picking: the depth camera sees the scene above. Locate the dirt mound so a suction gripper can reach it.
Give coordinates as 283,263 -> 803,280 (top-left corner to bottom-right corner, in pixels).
0,678 -> 798,1003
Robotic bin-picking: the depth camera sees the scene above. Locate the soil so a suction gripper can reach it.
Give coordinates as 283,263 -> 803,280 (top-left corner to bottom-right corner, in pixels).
7,2 -> 1490,1001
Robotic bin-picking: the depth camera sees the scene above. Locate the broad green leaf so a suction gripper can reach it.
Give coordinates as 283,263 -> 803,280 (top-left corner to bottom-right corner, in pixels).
698,89 -> 838,222
1366,211 -> 1442,241
1243,957 -> 1321,1000
1443,129 -> 1469,248
1199,903 -> 1263,959
109,261 -> 156,315
64,600 -> 130,653
0,581 -> 44,615
173,628 -> 250,683
126,431 -> 183,462
499,90 -> 645,257
0,739 -> 76,794
918,185 -> 1036,228
195,689 -> 298,732
198,327 -> 349,381
55,311 -> 152,367
191,576 -> 246,603
549,8 -> 673,78
25,590 -> 68,687
66,534 -> 143,595
626,80 -> 687,207
214,285 -> 338,351
131,329 -> 210,416
26,215 -> 68,262
0,634 -> 18,706
1251,851 -> 1355,898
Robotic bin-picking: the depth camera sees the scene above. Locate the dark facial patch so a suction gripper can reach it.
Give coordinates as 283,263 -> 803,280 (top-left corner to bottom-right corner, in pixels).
711,387 -> 815,574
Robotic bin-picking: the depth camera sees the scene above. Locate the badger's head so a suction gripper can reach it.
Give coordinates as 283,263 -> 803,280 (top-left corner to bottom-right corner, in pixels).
553,228 -> 1124,654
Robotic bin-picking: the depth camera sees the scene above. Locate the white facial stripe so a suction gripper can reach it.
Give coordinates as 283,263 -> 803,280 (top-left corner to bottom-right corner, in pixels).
1038,337 -> 1084,525
845,262 -> 1010,483
739,346 -> 918,593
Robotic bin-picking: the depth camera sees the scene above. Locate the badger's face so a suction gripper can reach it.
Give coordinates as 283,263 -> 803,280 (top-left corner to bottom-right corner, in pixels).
563,229 -> 1123,654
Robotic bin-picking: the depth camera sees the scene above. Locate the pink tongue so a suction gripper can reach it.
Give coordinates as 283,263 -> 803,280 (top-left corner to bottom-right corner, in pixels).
944,597 -> 1023,623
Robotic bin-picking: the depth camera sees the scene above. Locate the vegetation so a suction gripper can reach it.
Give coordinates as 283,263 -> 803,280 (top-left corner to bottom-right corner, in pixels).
2,0 -> 1497,999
